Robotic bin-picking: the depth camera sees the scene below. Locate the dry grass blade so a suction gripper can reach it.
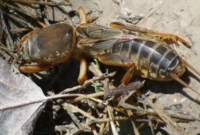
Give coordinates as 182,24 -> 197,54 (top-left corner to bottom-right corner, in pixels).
1,0 -> 199,134
141,95 -> 190,135
142,98 -> 155,135
3,0 -> 71,6
3,3 -> 38,19
64,103 -> 95,119
62,103 -> 83,129
10,27 -> 31,34
60,72 -> 116,94
107,104 -> 118,135
4,3 -> 46,27
118,91 -> 143,111
89,62 -> 103,76
70,91 -> 104,103
6,13 -> 35,29
99,113 -> 108,133
88,116 -> 128,125
0,93 -> 83,111
0,7 -> 14,49
126,110 -> 140,135
0,41 -> 16,59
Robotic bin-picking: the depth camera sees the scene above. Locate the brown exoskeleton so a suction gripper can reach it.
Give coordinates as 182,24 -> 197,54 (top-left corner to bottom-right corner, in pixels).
19,23 -> 76,73
18,6 -> 200,98
18,7 -> 91,84
76,20 -> 200,97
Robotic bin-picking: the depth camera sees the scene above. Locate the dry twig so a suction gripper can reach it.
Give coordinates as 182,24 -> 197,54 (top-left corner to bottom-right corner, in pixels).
0,7 -> 14,49
60,72 -> 116,94
141,94 -> 190,135
3,0 -> 71,6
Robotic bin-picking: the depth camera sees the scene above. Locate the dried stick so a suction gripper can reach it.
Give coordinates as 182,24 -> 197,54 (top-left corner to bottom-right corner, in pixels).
89,89 -> 199,123
4,3 -> 46,28
0,7 -> 14,49
128,110 -> 140,135
64,103 -> 95,119
0,93 -> 83,111
62,103 -> 83,129
60,72 -> 116,94
89,62 -> 102,76
88,116 -> 128,125
50,0 -> 72,13
0,41 -> 16,59
107,103 -> 118,135
91,125 -> 98,135
143,100 -> 155,135
70,91 -> 104,103
99,123 -> 110,135
141,94 -> 190,135
3,0 -> 71,6
10,28 -> 31,34
66,104 -> 99,135
99,113 -> 108,132
3,3 -> 38,19
6,13 -> 35,29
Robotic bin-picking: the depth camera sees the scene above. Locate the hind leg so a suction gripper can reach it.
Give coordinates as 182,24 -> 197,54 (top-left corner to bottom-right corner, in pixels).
109,22 -> 191,48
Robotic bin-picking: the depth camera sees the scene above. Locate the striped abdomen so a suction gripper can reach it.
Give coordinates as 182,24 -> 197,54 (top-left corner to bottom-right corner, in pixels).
109,39 -> 180,81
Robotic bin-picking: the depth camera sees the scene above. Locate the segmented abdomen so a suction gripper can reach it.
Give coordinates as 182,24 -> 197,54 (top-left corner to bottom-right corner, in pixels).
109,39 -> 179,80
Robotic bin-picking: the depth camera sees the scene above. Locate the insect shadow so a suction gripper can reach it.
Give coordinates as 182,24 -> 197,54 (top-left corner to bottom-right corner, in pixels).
141,68 -> 200,103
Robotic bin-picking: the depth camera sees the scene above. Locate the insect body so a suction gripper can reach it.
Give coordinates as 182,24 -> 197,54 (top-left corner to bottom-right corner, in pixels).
20,23 -> 76,72
77,22 -> 200,96
106,39 -> 185,81
17,6 -> 200,97
18,7 -> 106,84
18,7 -> 101,84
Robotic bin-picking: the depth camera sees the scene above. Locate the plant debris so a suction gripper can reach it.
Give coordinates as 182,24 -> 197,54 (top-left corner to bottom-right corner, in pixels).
0,0 -> 200,135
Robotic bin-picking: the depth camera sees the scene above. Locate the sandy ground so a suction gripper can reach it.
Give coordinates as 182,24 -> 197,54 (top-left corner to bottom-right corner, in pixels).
69,0 -> 200,134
